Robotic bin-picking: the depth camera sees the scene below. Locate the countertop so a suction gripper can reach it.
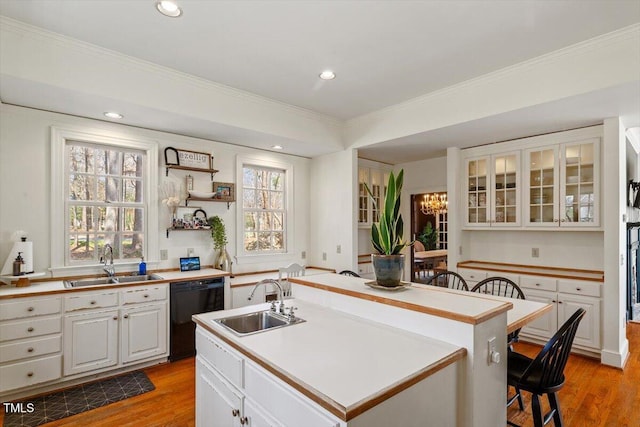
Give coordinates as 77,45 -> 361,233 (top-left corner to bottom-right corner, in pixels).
229,267 -> 331,287
457,260 -> 604,282
0,268 -> 229,299
193,300 -> 466,421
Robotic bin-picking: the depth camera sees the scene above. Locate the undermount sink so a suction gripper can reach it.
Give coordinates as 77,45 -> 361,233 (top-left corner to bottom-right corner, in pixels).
214,310 -> 305,336
64,273 -> 163,288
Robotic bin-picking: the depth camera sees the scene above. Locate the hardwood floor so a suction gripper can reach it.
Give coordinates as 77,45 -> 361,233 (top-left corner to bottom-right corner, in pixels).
2,324 -> 638,426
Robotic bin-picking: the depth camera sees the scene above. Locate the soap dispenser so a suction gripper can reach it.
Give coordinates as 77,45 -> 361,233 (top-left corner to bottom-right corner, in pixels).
138,257 -> 147,275
12,252 -> 25,276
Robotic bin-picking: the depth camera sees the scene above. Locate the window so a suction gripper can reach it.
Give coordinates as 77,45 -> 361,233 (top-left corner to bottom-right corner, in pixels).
66,142 -> 145,263
242,164 -> 286,253
51,127 -> 158,271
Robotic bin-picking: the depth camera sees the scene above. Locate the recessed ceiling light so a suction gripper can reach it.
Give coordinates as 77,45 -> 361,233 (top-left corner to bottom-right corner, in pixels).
104,112 -> 123,119
319,70 -> 336,80
156,0 -> 182,17
271,145 -> 283,150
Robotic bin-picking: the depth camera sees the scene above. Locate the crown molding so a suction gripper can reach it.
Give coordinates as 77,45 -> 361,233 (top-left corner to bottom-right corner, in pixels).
0,16 -> 343,128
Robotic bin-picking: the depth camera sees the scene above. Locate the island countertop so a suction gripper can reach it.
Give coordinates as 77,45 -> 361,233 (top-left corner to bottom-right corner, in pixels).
193,300 -> 466,421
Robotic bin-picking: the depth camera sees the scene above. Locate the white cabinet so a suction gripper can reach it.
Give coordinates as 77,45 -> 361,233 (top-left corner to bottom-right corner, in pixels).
520,276 -> 601,352
63,308 -> 119,376
358,164 -> 389,227
0,296 -> 63,393
63,283 -> 169,377
524,138 -> 600,227
464,152 -> 520,228
196,328 -> 340,427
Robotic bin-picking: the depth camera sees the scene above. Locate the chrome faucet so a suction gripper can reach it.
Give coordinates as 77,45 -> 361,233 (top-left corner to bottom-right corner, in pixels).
248,279 -> 285,314
101,244 -> 115,277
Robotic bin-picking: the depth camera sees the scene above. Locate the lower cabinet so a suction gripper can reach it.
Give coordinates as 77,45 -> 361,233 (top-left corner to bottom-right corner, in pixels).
195,328 -> 340,427
63,309 -> 119,376
121,302 -> 167,364
520,276 -> 601,352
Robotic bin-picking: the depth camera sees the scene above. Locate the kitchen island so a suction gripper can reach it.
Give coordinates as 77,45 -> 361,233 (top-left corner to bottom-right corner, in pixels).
194,273 -> 551,427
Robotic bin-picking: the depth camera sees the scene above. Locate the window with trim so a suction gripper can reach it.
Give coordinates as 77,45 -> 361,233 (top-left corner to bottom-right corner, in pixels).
242,165 -> 286,253
66,142 -> 146,263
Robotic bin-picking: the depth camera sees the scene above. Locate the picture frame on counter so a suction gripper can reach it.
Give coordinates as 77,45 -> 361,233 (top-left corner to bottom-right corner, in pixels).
213,182 -> 235,201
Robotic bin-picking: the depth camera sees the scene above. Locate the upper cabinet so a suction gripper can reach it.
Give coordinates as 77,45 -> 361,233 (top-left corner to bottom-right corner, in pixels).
524,138 -> 599,228
358,162 -> 390,227
465,152 -> 520,228
462,126 -> 601,231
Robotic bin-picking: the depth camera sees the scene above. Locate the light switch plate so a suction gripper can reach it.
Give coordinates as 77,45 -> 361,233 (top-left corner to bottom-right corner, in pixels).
160,249 -> 168,260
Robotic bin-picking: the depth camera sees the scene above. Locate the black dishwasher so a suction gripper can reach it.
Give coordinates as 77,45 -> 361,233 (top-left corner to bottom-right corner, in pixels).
170,277 -> 224,361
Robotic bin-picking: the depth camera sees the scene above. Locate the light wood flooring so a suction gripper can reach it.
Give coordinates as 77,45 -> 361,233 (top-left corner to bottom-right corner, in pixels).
2,323 -> 638,426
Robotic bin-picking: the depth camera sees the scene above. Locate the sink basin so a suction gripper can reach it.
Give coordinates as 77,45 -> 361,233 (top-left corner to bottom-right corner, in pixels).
214,310 -> 305,336
64,273 -> 163,288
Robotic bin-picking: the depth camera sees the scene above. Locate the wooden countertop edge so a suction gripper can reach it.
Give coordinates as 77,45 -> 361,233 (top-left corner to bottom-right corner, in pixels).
457,260 -> 604,282
289,278 -> 512,325
506,303 -> 553,334
192,317 -> 466,422
0,272 -> 229,299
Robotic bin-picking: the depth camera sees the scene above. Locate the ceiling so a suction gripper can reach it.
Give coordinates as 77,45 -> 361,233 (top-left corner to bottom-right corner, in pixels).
0,0 -> 639,163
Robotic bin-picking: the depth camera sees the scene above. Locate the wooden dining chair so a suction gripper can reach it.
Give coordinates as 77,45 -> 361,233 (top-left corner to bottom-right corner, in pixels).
413,241 -> 428,279
338,270 -> 360,277
426,271 -> 469,291
278,263 -> 305,297
471,277 -> 526,346
507,308 -> 586,427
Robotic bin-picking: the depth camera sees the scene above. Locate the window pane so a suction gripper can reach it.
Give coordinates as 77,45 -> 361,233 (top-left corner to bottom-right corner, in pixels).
122,233 -> 143,258
123,179 -> 142,202
122,153 -> 143,177
272,232 -> 284,250
123,208 -> 144,232
106,177 -> 120,202
244,232 -> 257,251
70,175 -> 95,201
257,232 -> 271,250
243,189 -> 256,208
272,212 -> 283,231
69,233 -> 95,260
69,146 -> 94,173
270,191 -> 283,210
270,172 -> 283,190
256,189 -> 266,209
243,168 -> 256,188
244,212 -> 257,231
258,212 -> 270,230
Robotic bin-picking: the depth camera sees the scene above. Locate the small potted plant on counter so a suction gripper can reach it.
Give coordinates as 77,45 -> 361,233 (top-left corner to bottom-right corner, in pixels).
208,216 -> 232,273
365,169 -> 412,287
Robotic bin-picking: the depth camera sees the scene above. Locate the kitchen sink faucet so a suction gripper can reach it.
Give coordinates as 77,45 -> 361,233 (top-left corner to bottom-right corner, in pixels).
101,244 -> 115,277
248,279 -> 286,314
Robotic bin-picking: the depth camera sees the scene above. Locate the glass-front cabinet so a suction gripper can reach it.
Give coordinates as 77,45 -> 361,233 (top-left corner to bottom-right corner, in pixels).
358,165 -> 389,227
524,138 -> 599,227
358,167 -> 370,225
465,153 -> 520,227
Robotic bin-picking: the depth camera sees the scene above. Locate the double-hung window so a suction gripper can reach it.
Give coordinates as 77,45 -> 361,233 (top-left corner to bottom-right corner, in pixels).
242,164 -> 286,253
51,128 -> 158,270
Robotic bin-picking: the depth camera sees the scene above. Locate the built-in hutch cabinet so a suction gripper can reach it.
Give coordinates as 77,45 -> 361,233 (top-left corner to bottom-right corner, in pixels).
358,161 -> 390,227
462,127 -> 601,230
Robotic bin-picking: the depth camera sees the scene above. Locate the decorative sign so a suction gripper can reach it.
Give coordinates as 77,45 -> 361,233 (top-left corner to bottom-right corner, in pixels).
177,149 -> 212,170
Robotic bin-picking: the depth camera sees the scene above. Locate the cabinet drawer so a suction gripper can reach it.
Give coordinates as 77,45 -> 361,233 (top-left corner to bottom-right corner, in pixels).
458,268 -> 487,282
245,361 -> 339,427
0,297 -> 61,321
121,285 -> 167,305
0,335 -> 61,363
196,328 -> 243,389
0,354 -> 62,392
558,280 -> 601,297
520,275 -> 557,292
64,291 -> 119,312
0,316 -> 62,342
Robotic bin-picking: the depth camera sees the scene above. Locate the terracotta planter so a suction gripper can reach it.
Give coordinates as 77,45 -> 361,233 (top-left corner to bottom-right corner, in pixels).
371,254 -> 405,287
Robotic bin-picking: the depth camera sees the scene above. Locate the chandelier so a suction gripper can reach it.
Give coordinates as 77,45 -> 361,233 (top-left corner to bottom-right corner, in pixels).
420,193 -> 448,215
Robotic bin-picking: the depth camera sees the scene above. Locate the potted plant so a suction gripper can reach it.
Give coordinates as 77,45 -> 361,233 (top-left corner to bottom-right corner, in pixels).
207,216 -> 232,272
365,169 -> 412,287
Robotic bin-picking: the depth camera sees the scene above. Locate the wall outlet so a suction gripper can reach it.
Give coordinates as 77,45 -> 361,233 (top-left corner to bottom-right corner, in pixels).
301,251 -> 306,259
459,246 -> 463,256
322,252 -> 327,261
187,248 -> 194,257
160,249 -> 168,260
531,248 -> 539,258
336,245 -> 341,254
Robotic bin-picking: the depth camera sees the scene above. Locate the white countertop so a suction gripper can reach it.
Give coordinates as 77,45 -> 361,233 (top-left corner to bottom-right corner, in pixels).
193,300 -> 465,419
0,268 -> 229,298
457,260 -> 604,282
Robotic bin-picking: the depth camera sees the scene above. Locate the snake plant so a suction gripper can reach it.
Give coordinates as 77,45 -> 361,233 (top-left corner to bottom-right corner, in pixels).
365,169 -> 411,255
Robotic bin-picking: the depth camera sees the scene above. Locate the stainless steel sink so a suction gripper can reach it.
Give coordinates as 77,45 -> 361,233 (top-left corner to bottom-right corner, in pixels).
214,310 -> 305,336
64,273 -> 163,288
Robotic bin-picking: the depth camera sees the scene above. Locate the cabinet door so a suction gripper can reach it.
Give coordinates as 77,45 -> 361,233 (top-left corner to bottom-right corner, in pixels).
465,157 -> 490,227
557,293 -> 601,349
492,152 -> 520,226
196,357 -> 242,427
525,146 -> 559,226
560,139 -> 599,227
121,302 -> 168,364
358,167 -> 370,226
63,309 -> 118,376
244,399 -> 283,427
520,289 -> 557,340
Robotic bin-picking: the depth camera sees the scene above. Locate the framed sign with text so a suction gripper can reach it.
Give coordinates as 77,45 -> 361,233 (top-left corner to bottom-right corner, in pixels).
177,149 -> 212,170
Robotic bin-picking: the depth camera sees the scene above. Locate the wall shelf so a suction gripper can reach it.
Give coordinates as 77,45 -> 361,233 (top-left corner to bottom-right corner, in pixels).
166,228 -> 210,238
165,165 -> 218,180
185,197 -> 234,209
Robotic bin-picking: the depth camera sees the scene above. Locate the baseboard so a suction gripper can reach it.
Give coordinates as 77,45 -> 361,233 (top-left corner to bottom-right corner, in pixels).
601,341 -> 630,369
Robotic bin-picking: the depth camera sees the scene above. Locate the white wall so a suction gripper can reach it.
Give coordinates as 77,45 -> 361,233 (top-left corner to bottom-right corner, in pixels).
309,149 -> 357,272
0,103 -> 311,276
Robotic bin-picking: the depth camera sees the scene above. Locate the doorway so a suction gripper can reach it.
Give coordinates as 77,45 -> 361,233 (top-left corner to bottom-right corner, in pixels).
410,192 -> 448,282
